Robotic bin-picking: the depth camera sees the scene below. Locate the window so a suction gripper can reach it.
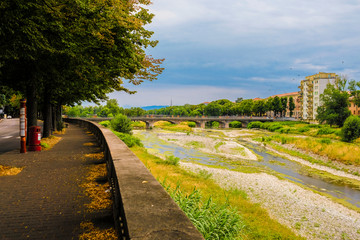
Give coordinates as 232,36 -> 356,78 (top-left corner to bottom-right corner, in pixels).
315,91 -> 318,95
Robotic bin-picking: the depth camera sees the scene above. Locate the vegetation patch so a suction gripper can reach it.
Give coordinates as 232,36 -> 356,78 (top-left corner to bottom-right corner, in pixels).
154,121 -> 193,132
162,182 -> 245,239
130,145 -> 303,239
40,135 -> 62,150
79,222 -> 117,240
186,141 -> 205,149
0,165 -> 23,176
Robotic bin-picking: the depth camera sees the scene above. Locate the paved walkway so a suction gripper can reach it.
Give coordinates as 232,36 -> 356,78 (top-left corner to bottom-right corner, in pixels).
0,123 -> 107,239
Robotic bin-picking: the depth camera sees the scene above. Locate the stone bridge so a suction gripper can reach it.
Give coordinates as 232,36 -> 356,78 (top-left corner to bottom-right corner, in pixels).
129,116 -> 276,129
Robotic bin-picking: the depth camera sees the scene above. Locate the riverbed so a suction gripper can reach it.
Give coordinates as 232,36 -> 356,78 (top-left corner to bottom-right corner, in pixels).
134,128 -> 360,240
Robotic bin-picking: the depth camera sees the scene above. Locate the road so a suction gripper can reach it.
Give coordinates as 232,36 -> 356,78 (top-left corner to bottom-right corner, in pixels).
0,118 -> 20,154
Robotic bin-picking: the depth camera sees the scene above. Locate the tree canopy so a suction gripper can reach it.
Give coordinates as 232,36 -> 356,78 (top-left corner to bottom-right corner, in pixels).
316,79 -> 351,127
0,0 -> 164,137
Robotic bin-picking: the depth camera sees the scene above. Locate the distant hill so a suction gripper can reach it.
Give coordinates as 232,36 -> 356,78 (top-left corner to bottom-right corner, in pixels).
141,105 -> 168,111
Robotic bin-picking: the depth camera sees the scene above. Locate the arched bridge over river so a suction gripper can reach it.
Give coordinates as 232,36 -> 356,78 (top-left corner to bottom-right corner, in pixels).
88,116 -> 295,129
130,116 -> 280,129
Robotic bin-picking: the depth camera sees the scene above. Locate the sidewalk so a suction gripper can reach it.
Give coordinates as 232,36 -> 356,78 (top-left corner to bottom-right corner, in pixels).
0,123 -> 104,239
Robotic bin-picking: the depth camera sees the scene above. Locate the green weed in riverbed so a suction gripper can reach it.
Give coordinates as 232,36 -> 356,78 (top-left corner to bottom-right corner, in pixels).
158,155 -> 180,166
162,181 -> 244,240
130,146 -> 304,240
186,141 -> 205,149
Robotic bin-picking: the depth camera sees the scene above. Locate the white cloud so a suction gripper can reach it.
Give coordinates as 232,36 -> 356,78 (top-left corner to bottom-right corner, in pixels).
107,84 -> 254,107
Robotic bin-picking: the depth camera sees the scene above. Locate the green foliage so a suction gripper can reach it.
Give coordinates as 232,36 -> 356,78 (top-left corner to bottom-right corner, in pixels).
268,123 -> 283,132
341,116 -> 360,142
247,121 -> 263,129
162,155 -> 180,166
318,138 -> 331,144
298,126 -> 310,133
112,131 -> 143,147
229,121 -> 242,128
111,114 -> 132,134
99,120 -> 111,128
162,183 -> 244,240
198,170 -> 213,180
316,83 -> 351,127
188,122 -> 196,128
40,142 -> 49,149
316,127 -> 336,135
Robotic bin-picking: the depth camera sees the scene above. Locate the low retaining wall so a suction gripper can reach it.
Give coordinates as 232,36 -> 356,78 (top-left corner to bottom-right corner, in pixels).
64,118 -> 204,240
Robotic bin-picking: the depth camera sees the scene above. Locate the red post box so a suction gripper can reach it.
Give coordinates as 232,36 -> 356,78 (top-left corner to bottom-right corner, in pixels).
28,126 -> 42,151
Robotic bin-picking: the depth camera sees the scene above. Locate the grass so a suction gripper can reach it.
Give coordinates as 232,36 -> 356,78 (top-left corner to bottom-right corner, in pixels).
268,135 -> 360,166
40,135 -> 62,150
162,182 -> 245,239
130,145 -> 304,240
154,121 -> 193,133
0,165 -> 23,176
186,141 -> 205,149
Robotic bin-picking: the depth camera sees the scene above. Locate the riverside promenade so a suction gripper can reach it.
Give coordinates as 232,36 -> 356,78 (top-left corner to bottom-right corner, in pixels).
0,123 -> 108,239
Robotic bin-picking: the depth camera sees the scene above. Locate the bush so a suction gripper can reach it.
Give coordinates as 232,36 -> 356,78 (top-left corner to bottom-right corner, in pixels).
268,123 -> 283,132
162,183 -> 244,240
341,116 -> 360,142
113,131 -> 143,147
317,127 -> 336,135
212,121 -> 220,128
308,124 -> 322,128
318,138 -> 331,144
261,122 -> 272,130
163,155 -> 180,166
111,114 -> 132,134
247,121 -> 263,129
229,121 -> 242,128
298,126 -> 310,133
99,120 -> 111,128
188,122 -> 196,128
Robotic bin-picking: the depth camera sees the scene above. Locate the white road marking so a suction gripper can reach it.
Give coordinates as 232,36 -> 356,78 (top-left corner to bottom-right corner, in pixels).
1,136 -> 13,139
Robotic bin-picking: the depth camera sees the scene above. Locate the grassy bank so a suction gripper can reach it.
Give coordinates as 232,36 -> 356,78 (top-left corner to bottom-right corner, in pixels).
131,145 -> 303,240
248,121 -> 360,166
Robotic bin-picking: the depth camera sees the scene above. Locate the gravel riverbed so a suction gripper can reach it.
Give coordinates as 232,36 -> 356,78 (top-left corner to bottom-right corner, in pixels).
139,129 -> 360,239
181,162 -> 360,240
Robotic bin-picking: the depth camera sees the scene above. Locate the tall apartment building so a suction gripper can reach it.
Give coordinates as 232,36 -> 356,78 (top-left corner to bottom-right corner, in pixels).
298,72 -> 337,120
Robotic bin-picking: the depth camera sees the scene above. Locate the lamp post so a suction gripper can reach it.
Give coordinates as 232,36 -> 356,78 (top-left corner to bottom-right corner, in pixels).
20,99 -> 27,153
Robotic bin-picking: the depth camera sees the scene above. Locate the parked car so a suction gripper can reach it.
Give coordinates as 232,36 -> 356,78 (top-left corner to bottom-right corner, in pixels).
7,115 -> 12,119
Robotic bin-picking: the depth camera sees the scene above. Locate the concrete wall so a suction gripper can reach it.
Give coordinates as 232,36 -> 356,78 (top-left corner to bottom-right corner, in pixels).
64,118 -> 204,240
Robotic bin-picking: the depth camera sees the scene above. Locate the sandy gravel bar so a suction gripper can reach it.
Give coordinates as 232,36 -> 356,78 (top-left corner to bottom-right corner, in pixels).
181,162 -> 360,240
157,132 -> 258,161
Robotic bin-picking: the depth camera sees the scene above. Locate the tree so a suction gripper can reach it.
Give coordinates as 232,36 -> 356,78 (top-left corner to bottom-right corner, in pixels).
204,102 -> 222,116
271,96 -> 282,117
349,80 -> 360,107
316,83 -> 351,127
289,97 -> 295,117
341,116 -> 360,142
0,0 -> 163,137
235,97 -> 243,103
280,97 -> 288,117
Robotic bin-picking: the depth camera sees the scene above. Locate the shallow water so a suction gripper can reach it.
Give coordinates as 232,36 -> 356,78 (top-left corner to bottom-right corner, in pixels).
136,130 -> 360,208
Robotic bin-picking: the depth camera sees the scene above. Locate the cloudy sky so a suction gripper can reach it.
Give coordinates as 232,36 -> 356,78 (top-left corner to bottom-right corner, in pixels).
109,0 -> 360,107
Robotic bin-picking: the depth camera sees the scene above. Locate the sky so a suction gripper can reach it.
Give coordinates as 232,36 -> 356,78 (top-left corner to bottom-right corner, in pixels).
108,0 -> 360,108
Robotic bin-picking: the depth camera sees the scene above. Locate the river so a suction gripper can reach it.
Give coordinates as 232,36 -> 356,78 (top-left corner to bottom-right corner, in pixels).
134,129 -> 360,209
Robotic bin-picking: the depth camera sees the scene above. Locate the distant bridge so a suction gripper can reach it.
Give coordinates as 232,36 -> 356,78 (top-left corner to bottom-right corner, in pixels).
130,116 -> 276,129
85,116 -> 295,129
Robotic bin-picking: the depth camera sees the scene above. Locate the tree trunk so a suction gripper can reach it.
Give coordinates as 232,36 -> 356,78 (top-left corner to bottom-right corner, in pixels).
43,88 -> 52,138
26,82 -> 38,144
56,104 -> 63,131
52,105 -> 56,132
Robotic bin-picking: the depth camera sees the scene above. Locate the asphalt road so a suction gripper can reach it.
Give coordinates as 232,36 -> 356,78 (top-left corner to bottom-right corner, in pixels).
0,118 -> 20,154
